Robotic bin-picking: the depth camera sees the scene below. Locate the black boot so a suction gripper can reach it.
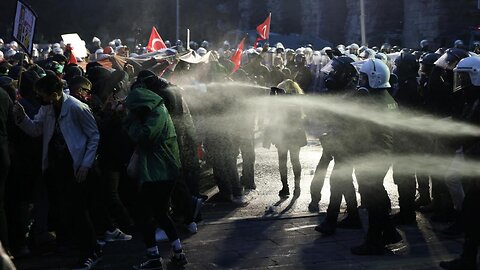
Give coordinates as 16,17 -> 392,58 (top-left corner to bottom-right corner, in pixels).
315,217 -> 336,236
278,185 -> 290,198
337,213 -> 362,229
391,211 -> 417,225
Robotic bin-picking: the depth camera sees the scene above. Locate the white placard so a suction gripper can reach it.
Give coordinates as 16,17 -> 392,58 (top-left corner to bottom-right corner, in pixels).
12,0 -> 37,56
61,33 -> 88,58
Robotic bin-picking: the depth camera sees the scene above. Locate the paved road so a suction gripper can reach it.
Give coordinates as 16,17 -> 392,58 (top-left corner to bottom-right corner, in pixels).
15,141 -> 465,270
202,140 -> 399,221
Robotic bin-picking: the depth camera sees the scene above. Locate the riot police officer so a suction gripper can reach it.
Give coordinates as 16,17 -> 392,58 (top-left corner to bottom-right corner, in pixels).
440,56 -> 480,270
350,59 -> 403,255
311,56 -> 362,235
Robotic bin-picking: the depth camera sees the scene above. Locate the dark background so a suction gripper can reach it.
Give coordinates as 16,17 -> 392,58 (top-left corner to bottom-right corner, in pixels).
1,0 -> 480,50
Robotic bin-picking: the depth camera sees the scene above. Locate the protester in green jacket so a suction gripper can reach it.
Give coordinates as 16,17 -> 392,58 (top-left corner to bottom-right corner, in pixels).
125,88 -> 187,270
125,88 -> 181,183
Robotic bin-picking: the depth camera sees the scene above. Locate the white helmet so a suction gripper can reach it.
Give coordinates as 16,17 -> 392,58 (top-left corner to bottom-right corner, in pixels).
197,47 -> 207,56
420,39 -> 429,48
92,37 -> 101,43
5,48 -> 16,58
347,54 -> 359,62
350,43 -> 360,50
296,47 -> 305,55
9,41 -> 18,50
349,43 -> 360,55
360,59 -> 391,89
52,42 -> 61,49
454,39 -> 464,48
375,52 -> 388,64
359,48 -> 375,59
53,47 -> 64,55
275,42 -> 285,50
453,56 -> 480,91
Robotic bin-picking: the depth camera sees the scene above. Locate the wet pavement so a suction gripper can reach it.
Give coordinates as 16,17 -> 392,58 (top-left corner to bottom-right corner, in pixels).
15,140 -> 464,270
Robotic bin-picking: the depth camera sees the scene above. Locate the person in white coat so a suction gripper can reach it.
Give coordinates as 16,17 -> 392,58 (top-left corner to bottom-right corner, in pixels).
13,74 -> 102,270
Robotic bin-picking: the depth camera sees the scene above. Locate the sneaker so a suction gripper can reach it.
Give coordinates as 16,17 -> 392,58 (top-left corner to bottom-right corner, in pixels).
133,255 -> 163,270
308,202 -> 319,212
185,222 -> 198,234
155,229 -> 168,242
232,195 -> 247,205
278,187 -> 290,198
337,214 -> 362,229
171,250 -> 188,267
382,228 -> 403,246
104,228 -> 132,242
71,254 -> 101,270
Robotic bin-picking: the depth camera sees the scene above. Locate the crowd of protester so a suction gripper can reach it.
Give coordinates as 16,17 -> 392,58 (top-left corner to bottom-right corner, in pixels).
0,35 -> 480,270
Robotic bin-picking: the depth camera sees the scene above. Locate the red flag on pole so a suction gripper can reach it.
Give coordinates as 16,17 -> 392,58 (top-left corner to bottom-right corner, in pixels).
230,37 -> 245,74
254,13 -> 271,48
147,26 -> 167,52
66,45 -> 77,65
68,50 -> 77,65
256,13 -> 271,40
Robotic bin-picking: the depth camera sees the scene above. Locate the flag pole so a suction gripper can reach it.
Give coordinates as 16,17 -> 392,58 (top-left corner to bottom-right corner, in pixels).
360,0 -> 367,46
186,28 -> 190,50
267,12 -> 271,44
176,0 -> 180,41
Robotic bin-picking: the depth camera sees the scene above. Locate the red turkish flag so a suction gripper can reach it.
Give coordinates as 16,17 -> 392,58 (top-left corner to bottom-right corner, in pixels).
256,13 -> 271,40
230,37 -> 245,74
66,45 -> 77,65
147,26 -> 167,52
